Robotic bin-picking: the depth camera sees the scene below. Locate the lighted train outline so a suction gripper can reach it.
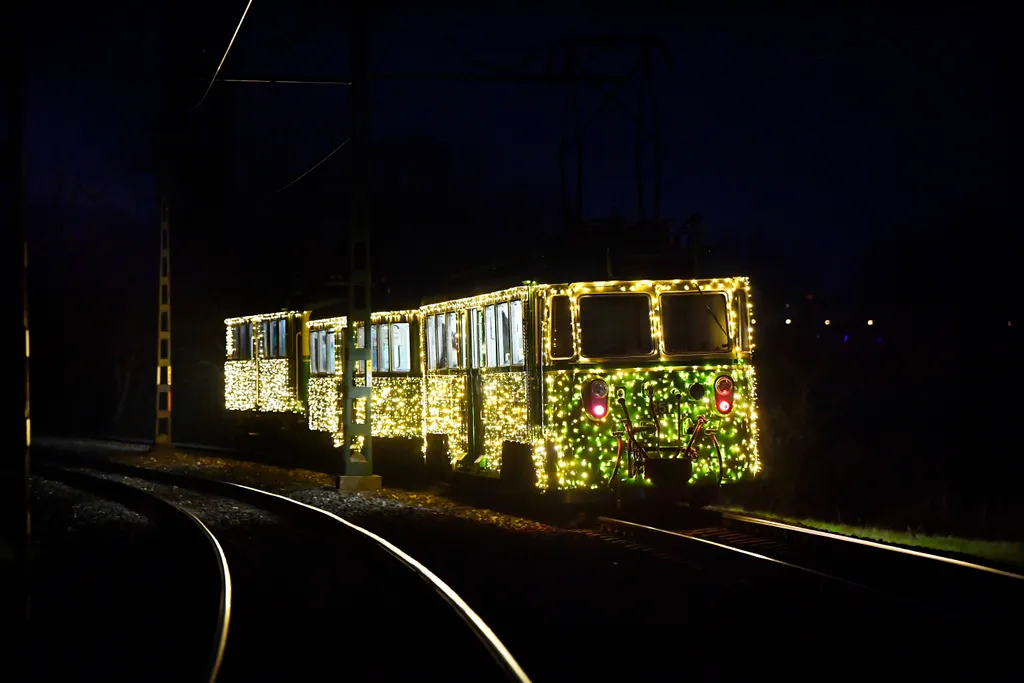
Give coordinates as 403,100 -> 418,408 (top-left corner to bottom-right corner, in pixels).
223,277 -> 760,502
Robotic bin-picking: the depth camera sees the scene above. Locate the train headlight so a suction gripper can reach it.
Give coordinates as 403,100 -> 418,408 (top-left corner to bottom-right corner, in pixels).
714,375 -> 734,415
582,378 -> 610,421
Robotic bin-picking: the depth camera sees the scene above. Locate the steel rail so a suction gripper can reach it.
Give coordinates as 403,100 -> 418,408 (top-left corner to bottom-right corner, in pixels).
714,509 -> 1024,581
597,515 -> 867,589
34,463 -> 232,683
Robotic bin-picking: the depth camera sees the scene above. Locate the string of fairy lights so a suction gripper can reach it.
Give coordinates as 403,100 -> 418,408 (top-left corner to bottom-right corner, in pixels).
222,278 -> 760,491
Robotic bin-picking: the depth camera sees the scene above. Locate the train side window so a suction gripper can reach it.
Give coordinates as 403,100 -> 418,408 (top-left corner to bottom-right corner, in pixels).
426,315 -> 437,370
469,309 -> 482,368
326,330 -> 335,373
241,323 -> 252,360
278,319 -> 288,357
460,312 -> 469,368
390,323 -> 411,372
370,325 -> 378,371
510,299 -> 524,366
269,321 -> 279,357
436,314 -> 448,368
550,295 -> 573,359
311,331 -> 321,373
496,302 -> 511,367
354,324 -> 366,374
231,325 -> 241,359
447,311 -> 460,369
379,324 -> 391,372
484,305 -> 497,367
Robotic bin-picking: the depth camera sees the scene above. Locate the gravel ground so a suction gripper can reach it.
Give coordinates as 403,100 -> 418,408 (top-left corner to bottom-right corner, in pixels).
36,441 -> 1001,677
29,476 -> 215,682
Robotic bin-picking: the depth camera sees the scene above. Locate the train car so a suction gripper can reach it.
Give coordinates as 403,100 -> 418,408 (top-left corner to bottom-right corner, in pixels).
417,278 -> 759,503
222,277 -> 760,504
305,310 -> 423,451
223,310 -> 311,433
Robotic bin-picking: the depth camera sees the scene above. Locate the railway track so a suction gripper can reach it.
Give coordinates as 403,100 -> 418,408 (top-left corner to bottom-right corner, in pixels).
35,449 -> 530,683
32,463 -> 231,683
596,511 -> 1024,624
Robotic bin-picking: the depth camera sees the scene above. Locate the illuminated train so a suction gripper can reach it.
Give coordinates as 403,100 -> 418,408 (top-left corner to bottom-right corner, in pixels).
223,277 -> 760,503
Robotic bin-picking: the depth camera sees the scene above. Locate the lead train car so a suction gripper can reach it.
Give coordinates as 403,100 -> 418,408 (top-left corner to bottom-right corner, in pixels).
223,278 -> 760,501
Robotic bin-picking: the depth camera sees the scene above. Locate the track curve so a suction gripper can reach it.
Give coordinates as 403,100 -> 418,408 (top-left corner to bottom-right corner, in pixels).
34,462 -> 231,683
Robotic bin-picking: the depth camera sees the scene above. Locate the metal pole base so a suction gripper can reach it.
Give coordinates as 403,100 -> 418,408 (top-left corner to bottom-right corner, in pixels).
335,475 -> 382,492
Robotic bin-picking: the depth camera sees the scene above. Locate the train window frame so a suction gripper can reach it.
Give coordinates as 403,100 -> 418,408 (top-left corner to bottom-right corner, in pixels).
310,329 -> 321,373
310,328 -> 337,375
370,325 -> 378,371
277,319 -> 287,357
367,321 -> 414,374
379,323 -> 391,372
494,302 -> 511,368
658,291 -> 732,356
577,293 -> 656,361
548,295 -> 574,360
659,292 -> 733,358
260,319 -> 289,359
447,311 -> 460,369
230,322 -> 253,360
426,315 -> 437,370
435,314 -> 449,369
354,323 -> 367,374
484,304 -> 497,368
469,309 -> 482,369
389,322 -> 413,373
509,299 -> 525,366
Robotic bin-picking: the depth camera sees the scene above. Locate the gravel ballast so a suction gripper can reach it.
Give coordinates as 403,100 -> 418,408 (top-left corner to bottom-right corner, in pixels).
29,475 -> 216,681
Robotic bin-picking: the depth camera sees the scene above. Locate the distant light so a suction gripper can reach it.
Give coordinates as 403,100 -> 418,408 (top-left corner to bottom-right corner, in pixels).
843,335 -> 849,343
1010,321 -> 1013,327
824,319 -> 831,326
785,303 -> 790,309
785,318 -> 792,325
877,337 -> 882,343
867,319 -> 874,326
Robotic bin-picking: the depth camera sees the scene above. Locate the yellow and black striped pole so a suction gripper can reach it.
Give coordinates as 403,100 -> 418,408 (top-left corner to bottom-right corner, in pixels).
155,196 -> 173,451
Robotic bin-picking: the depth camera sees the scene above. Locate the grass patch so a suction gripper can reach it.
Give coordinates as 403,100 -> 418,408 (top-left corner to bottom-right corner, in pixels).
718,505 -> 1024,570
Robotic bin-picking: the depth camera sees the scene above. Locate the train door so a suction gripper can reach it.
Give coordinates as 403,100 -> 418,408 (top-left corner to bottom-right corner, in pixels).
465,308 -> 486,464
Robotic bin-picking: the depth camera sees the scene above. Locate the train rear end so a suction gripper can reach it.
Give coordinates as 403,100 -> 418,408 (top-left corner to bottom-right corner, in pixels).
537,278 -> 759,505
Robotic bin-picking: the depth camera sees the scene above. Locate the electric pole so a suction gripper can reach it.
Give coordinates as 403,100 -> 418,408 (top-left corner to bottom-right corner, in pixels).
154,196 -> 173,450
337,2 -> 378,489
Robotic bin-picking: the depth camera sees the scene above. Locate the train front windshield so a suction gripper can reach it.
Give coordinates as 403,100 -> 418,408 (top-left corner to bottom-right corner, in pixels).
578,291 -> 732,358
578,294 -> 653,357
660,292 -> 731,353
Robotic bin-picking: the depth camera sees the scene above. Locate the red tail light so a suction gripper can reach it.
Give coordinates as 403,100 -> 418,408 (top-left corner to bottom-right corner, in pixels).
714,375 -> 734,415
582,378 -> 609,421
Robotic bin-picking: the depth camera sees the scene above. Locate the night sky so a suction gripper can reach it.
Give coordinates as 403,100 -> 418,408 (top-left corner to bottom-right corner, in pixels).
12,5 -> 1016,437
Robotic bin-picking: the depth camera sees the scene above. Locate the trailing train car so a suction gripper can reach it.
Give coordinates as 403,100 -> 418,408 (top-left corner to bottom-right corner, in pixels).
223,277 -> 760,503
223,310 -> 311,437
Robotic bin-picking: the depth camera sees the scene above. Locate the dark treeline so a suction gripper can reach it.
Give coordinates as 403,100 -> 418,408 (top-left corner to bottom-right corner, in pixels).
733,210 -> 1020,539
